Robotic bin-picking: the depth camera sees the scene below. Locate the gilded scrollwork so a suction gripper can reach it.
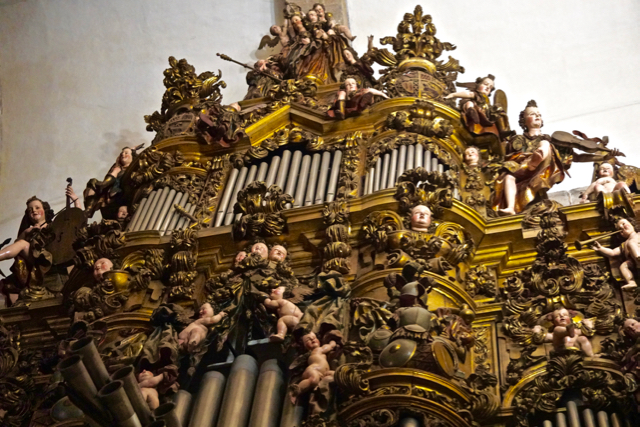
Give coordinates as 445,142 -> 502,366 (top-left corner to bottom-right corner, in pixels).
465,265 -> 496,299
129,147 -> 185,188
241,127 -> 323,165
365,133 -> 454,170
386,100 -> 454,138
167,228 -> 198,301
233,182 -> 293,240
73,219 -> 126,270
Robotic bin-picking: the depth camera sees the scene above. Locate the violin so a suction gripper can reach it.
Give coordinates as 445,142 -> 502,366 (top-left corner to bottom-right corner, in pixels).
551,130 -> 624,156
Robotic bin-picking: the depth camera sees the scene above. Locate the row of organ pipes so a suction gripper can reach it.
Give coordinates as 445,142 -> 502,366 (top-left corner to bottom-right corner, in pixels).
126,144 -> 455,233
363,143 -> 449,196
536,400 -> 632,427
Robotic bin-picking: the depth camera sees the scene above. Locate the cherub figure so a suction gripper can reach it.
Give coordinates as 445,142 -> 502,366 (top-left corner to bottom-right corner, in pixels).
409,205 -> 432,232
593,218 -> 640,290
177,303 -> 227,353
137,370 -> 163,410
268,245 -> 287,263
263,285 -> 303,342
326,78 -> 388,120
533,308 -> 594,356
234,251 -> 247,267
311,3 -> 355,41
579,162 -> 630,203
251,242 -> 269,259
92,258 -> 113,282
464,146 -> 480,167
289,331 -> 337,404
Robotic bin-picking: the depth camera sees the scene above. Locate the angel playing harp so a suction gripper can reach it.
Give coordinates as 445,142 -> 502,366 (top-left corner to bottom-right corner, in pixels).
444,74 -> 512,139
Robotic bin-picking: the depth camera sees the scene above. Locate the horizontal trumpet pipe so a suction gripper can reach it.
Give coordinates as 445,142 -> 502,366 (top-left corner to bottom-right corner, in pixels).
574,230 -> 621,250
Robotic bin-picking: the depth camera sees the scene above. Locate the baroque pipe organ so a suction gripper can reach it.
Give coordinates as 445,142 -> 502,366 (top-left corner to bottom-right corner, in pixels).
2,4 -> 640,427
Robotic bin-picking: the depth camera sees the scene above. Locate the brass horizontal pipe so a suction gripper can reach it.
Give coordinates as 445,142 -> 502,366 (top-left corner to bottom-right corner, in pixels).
98,380 -> 142,427
574,230 -> 621,250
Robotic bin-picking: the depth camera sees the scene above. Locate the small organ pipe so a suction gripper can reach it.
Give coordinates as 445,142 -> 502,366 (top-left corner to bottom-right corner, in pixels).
374,157 -> 382,192
248,359 -> 285,427
406,144 -> 415,171
325,150 -> 342,202
398,418 -> 421,427
285,151 -> 302,200
256,161 -> 269,182
245,164 -> 258,188
138,190 -> 160,231
293,155 -> 311,208
557,412 -> 567,427
160,192 -> 184,235
189,371 -> 226,427
432,158 -> 439,173
381,153 -> 390,190
275,150 -> 292,190
164,192 -> 189,235
437,163 -> 444,174
175,202 -> 193,230
215,168 -> 239,227
566,401 -> 581,427
425,150 -> 432,172
387,149 -> 398,188
583,409 -> 596,427
265,156 -> 281,187
368,168 -> 375,194
133,191 -> 157,232
596,412 -> 609,427
363,173 -> 370,196
172,390 -> 192,427
128,196 -> 148,232
397,145 -> 407,181
315,151 -> 332,204
153,189 -> 177,230
154,403 -> 181,427
224,166 -> 249,225
542,422 -> 553,427
305,153 -> 321,206
147,187 -> 170,232
609,414 -> 621,427
217,355 -> 259,427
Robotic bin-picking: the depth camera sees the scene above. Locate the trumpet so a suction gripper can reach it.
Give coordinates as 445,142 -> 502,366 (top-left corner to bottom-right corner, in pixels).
574,230 -> 621,250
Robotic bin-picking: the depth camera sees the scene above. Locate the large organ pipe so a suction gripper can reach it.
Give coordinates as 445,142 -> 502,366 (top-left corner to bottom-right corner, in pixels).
566,401 -> 581,427
557,412 -> 568,427
189,371 -> 226,427
363,173 -> 370,196
275,150 -> 292,190
284,151 -> 302,205
293,155 -> 311,208
406,144 -> 415,171
153,189 -> 177,230
278,397 -> 304,427
424,150 -> 432,172
70,337 -> 110,390
596,412 -> 609,427
172,390 -> 192,427
217,355 -> 259,427
387,148 -> 398,188
256,161 -> 269,182
128,196 -> 149,232
97,381 -> 142,427
138,190 -> 160,231
381,153 -> 390,190
111,366 -> 153,426
325,150 -> 342,202
248,359 -> 285,427
224,166 -> 249,226
164,192 -> 189,235
265,156 -> 281,187
215,168 -> 239,227
304,153 -> 321,206
367,168 -> 374,195
314,151 -> 332,204
415,143 -> 423,168
374,157 -> 382,192
236,164 -> 258,220
160,192 -> 185,235
397,145 -> 407,181
609,414 -> 621,427
147,187 -> 170,232
583,409 -> 596,427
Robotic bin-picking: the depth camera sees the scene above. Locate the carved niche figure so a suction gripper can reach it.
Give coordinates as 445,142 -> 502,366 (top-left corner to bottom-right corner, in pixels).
533,307 -> 595,356
83,145 -> 143,219
580,162 -> 630,203
444,74 -> 511,138
177,302 -> 227,353
491,100 -> 623,215
593,217 -> 640,290
326,78 -> 388,120
262,285 -> 303,342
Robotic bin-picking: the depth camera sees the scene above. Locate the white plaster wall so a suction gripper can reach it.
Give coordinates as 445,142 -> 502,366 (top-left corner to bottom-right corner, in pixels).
0,0 -> 639,277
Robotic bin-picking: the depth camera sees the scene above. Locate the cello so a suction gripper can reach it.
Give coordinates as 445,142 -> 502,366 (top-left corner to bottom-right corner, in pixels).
46,178 -> 87,266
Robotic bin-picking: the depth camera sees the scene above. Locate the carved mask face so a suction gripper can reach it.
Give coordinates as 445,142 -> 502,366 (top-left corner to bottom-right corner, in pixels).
303,332 -> 320,350
477,78 -> 494,95
598,163 -> 614,178
93,258 -> 113,282
617,218 -> 634,238
410,205 -> 431,231
464,147 -> 480,166
27,200 -> 45,226
524,107 -> 542,130
269,245 -> 287,262
553,309 -> 571,327
199,303 -> 214,318
251,243 -> 269,259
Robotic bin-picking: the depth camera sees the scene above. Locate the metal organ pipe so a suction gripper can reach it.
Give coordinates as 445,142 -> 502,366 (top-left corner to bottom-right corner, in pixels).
171,390 -> 192,427
424,150 -> 432,172
406,144 -> 415,171
325,150 -> 342,202
374,157 -> 382,192
381,153 -> 390,190
265,156 -> 281,187
147,187 -> 170,232
128,195 -> 149,232
314,151 -> 332,204
557,412 -> 568,427
160,192 -> 184,235
432,158 -> 439,173
275,150 -> 292,190
236,164 -> 258,220
415,143 -> 423,169
256,161 -> 269,182
397,145 -> 407,181
363,172 -> 371,196
138,190 -> 160,231
437,163 -> 444,174
176,202 -> 193,231
583,409 -> 596,427
596,412 -> 609,427
164,192 -> 189,235
153,189 -> 177,230
216,355 -> 259,427
387,148 -> 398,188
293,155 -> 311,208
189,371 -> 226,427
566,401 -> 581,427
285,151 -> 303,206
367,167 -> 374,195
224,166 -> 249,226
305,153 -> 321,206
215,168 -> 239,227
248,359 -> 285,427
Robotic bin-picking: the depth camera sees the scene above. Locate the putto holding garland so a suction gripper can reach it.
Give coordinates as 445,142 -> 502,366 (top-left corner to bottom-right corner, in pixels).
4,4 -> 640,427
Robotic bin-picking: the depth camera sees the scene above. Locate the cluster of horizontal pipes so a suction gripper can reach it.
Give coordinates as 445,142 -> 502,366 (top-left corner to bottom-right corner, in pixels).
127,188 -> 195,234
214,149 -> 343,227
362,144 -> 446,196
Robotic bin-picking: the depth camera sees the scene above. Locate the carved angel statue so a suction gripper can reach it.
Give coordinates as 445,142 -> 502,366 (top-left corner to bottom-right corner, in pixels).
593,217 -> 640,290
177,302 -> 227,353
136,366 -> 179,410
532,307 -> 595,356
289,330 -> 339,405
262,285 -> 304,343
579,162 -> 630,203
444,74 -> 512,139
326,78 -> 388,120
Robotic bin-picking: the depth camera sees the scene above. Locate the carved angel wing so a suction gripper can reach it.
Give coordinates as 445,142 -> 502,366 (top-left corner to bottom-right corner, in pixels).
288,283 -> 317,304
259,35 -> 281,50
